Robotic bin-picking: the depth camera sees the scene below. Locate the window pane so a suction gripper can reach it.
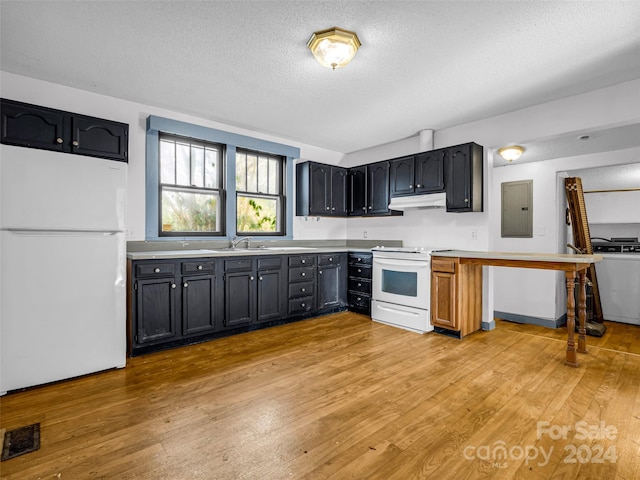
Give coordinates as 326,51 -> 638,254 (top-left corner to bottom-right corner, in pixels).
237,195 -> 279,233
191,145 -> 204,187
268,158 -> 278,194
205,148 -> 219,188
235,152 -> 246,191
162,188 -> 220,233
176,142 -> 190,186
160,140 -> 175,184
246,154 -> 258,193
258,156 -> 268,193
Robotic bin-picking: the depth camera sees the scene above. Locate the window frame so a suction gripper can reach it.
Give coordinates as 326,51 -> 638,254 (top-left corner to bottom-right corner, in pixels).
235,148 -> 286,236
145,115 -> 299,241
158,133 -> 225,237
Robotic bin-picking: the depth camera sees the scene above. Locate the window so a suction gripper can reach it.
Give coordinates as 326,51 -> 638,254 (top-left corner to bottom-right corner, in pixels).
159,134 -> 224,236
235,149 -> 284,235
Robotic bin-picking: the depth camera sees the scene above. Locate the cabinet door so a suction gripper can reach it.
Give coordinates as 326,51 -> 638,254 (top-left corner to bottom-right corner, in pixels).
431,271 -> 457,329
390,156 -> 415,196
348,166 -> 367,216
182,275 -> 217,336
309,163 -> 330,215
415,150 -> 445,193
71,115 -> 128,162
367,161 -> 391,215
330,167 -> 348,216
317,264 -> 341,310
257,269 -> 284,322
135,278 -> 177,344
1,99 -> 66,152
224,271 -> 255,327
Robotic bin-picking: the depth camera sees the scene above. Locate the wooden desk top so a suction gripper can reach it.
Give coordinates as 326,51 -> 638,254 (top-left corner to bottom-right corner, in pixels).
432,250 -> 603,272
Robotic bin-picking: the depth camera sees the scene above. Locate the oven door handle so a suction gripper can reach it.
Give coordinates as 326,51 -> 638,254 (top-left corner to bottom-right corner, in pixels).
374,258 -> 430,268
376,303 -> 421,317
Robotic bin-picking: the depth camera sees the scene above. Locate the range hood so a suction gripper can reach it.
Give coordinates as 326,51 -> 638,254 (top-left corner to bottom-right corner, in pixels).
388,192 -> 446,210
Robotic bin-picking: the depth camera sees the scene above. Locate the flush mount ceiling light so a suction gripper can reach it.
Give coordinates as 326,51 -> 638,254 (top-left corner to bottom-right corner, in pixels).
307,27 -> 361,70
498,145 -> 525,162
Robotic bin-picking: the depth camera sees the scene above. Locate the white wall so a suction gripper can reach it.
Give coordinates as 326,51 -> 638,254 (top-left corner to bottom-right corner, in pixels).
0,71 -> 349,242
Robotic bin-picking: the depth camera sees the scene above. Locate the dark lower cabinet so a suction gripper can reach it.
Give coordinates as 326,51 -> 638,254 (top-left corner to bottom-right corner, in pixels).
182,275 -> 217,336
347,252 -> 373,315
1,98 -> 128,162
129,251 -> 350,356
224,270 -> 255,327
135,277 -> 177,344
317,253 -> 347,311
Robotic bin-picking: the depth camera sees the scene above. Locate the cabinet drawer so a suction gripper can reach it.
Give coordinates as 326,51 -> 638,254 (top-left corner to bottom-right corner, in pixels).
181,261 -> 215,274
349,264 -> 372,279
288,281 -> 314,298
258,256 -> 282,270
348,253 -> 372,265
135,262 -> 175,278
224,258 -> 253,271
288,296 -> 314,315
432,258 -> 456,273
348,277 -> 371,294
348,292 -> 371,309
288,255 -> 315,267
289,266 -> 315,282
318,253 -> 340,266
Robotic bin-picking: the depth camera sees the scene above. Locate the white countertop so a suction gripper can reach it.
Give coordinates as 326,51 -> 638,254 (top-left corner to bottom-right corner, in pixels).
433,250 -> 603,264
127,246 -> 372,260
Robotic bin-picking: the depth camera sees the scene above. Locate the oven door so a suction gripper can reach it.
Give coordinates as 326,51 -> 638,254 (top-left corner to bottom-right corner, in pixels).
372,257 -> 430,310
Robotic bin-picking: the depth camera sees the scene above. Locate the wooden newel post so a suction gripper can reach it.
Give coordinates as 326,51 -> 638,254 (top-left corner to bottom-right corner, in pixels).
565,271 -> 578,367
577,270 -> 588,354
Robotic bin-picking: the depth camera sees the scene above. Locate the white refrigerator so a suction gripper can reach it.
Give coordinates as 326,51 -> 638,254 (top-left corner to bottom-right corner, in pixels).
0,144 -> 127,395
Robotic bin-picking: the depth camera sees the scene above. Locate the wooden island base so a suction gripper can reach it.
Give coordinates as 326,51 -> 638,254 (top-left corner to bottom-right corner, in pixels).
431,251 -> 602,367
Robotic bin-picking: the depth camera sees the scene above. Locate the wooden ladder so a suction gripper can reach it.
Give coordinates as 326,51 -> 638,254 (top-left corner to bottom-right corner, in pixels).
564,177 -> 604,322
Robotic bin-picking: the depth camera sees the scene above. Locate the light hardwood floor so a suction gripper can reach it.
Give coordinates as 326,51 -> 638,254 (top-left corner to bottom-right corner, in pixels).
1,313 -> 639,479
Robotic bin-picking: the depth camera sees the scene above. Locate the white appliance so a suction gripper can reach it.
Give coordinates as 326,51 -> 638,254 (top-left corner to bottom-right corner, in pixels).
371,247 -> 436,334
387,192 -> 446,211
1,145 -> 127,394
591,238 -> 640,325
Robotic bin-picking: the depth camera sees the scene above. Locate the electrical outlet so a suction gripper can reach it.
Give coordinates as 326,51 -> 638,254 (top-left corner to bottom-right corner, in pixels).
363,231 -> 368,238
471,229 -> 477,240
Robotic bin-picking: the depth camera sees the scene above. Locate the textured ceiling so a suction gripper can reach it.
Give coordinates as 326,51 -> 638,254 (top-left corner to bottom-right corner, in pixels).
1,0 -> 640,155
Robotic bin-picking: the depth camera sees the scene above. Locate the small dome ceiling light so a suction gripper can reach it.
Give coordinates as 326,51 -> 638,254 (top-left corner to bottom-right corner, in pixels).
307,27 -> 361,70
498,145 -> 525,162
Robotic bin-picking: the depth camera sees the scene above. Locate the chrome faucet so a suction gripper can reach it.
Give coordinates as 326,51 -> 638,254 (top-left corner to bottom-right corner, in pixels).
231,236 -> 253,249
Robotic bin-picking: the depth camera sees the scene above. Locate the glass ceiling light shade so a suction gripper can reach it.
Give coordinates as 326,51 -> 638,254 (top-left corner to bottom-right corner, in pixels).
498,145 -> 525,162
307,27 -> 361,70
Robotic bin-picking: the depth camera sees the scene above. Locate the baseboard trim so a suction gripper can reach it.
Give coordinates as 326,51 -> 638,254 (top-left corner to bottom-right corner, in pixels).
494,311 -> 565,329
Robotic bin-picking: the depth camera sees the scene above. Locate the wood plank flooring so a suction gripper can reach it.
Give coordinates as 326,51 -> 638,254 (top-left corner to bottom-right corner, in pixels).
1,314 -> 639,479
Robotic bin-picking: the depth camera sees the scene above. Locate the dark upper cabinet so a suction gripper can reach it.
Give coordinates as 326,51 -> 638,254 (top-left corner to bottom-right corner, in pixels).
415,149 -> 445,194
367,161 -> 392,215
389,156 -> 415,196
296,162 -> 348,216
348,166 -> 367,216
1,98 -> 128,162
0,100 -> 66,152
444,143 -> 483,212
71,115 -> 128,162
390,150 -> 445,197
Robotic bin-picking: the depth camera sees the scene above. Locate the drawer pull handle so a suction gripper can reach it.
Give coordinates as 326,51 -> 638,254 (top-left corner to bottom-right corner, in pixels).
171,284 -> 176,289
357,283 -> 362,287
154,268 -> 160,273
301,303 -> 306,308
357,297 -> 362,301
197,265 -> 203,270
301,288 -> 306,292
329,257 -> 333,261
183,282 -> 188,288
357,268 -> 362,273
302,259 -> 306,264
301,272 -> 306,277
